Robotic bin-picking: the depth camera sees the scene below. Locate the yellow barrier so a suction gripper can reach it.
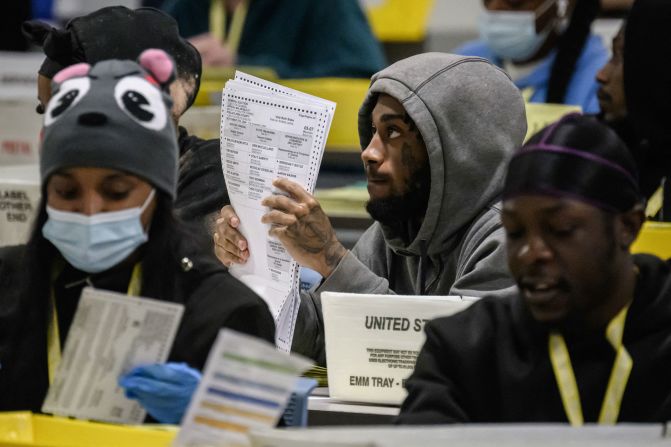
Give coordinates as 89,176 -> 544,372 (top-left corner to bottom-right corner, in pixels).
524,103 -> 581,142
0,412 -> 176,447
364,0 -> 435,42
631,222 -> 671,259
279,78 -> 369,151
192,77 -> 582,153
194,77 -> 371,151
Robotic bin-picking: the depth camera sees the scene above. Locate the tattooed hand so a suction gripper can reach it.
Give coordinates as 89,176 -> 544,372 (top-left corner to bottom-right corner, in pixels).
261,178 -> 347,277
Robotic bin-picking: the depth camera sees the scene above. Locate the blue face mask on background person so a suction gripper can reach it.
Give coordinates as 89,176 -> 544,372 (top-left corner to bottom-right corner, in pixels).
479,0 -> 561,62
42,189 -> 155,274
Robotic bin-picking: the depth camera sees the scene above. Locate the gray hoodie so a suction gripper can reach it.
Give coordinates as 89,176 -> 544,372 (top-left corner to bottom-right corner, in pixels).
293,53 -> 527,365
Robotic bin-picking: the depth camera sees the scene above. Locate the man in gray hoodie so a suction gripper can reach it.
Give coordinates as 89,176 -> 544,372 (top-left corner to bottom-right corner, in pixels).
215,53 -> 527,364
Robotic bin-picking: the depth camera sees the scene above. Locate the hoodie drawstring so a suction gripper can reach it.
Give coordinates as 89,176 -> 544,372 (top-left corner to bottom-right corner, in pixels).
415,239 -> 428,295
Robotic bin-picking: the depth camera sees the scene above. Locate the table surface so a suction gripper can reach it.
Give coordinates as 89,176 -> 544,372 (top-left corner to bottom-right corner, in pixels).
251,424 -> 670,446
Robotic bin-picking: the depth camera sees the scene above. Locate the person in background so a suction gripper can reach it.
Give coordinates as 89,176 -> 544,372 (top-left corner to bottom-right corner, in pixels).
399,113 -> 671,424
457,0 -> 607,113
161,0 -> 386,78
214,53 -> 527,366
23,6 -> 228,232
620,0 -> 671,216
0,50 -> 275,423
594,20 -> 661,202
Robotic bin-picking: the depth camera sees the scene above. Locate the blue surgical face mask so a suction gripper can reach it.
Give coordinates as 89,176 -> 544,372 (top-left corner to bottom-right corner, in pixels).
42,189 -> 155,274
479,0 -> 560,62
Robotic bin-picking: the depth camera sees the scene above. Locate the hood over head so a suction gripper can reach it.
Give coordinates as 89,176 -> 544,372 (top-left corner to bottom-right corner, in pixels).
358,53 -> 527,256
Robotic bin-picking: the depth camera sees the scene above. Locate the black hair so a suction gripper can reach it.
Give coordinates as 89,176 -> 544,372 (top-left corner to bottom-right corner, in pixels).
165,39 -> 202,110
546,0 -> 600,104
0,190 -> 211,410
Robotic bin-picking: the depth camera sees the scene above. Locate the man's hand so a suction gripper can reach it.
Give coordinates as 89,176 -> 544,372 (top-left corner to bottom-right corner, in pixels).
261,178 -> 347,277
214,205 -> 249,267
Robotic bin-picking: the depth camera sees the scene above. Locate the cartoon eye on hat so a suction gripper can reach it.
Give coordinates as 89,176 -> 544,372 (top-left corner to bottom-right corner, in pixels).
44,64 -> 92,127
114,76 -> 168,131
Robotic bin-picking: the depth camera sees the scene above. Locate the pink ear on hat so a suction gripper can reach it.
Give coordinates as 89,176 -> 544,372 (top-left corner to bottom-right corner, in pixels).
139,49 -> 175,85
53,63 -> 91,83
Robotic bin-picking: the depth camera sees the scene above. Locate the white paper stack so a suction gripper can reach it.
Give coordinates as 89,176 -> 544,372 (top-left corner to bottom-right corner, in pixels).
220,72 -> 335,352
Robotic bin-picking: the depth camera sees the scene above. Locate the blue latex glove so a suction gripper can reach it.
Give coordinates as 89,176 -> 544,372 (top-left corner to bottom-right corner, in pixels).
118,362 -> 201,424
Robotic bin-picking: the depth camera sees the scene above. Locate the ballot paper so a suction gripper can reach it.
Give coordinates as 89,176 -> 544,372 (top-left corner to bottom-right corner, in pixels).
42,287 -> 184,424
220,72 -> 335,352
174,329 -> 313,447
322,292 -> 474,405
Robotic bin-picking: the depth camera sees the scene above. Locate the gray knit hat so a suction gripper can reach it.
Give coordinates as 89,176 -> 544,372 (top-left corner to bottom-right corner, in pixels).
40,49 -> 179,198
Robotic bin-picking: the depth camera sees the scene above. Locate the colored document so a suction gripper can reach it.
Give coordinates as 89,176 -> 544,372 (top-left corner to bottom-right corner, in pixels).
174,329 -> 313,447
42,287 -> 184,423
220,72 -> 335,352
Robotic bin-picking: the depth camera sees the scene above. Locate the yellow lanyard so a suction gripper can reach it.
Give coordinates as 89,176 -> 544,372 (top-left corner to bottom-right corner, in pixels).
521,87 -> 535,102
646,185 -> 663,218
46,263 -> 143,384
209,0 -> 248,56
548,303 -> 633,426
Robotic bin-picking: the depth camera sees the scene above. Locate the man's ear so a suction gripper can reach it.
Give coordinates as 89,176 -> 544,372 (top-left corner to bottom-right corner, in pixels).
617,204 -> 646,251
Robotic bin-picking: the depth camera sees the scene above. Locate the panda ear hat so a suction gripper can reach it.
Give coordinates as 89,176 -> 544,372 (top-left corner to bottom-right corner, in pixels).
41,49 -> 180,200
52,63 -> 91,83
49,50 -> 176,88
138,49 -> 176,89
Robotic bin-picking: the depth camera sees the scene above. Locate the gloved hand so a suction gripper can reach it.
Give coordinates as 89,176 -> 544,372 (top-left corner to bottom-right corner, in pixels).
118,362 -> 201,424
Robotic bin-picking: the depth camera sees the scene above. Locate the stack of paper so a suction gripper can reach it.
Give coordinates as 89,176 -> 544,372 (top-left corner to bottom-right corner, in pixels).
303,365 -> 328,387
220,72 -> 335,352
175,330 -> 313,447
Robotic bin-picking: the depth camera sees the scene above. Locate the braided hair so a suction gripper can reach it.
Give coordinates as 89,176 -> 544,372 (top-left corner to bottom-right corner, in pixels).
547,0 -> 600,104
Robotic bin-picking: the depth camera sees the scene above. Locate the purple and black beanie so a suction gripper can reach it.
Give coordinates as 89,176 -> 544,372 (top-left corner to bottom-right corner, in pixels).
503,113 -> 643,212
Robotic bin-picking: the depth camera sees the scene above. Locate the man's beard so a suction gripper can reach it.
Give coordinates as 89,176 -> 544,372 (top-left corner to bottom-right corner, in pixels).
365,164 -> 431,226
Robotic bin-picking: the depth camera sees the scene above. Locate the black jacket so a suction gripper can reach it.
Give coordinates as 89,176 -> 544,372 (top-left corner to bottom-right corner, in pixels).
175,127 -> 229,232
0,240 -> 275,412
398,254 -> 671,424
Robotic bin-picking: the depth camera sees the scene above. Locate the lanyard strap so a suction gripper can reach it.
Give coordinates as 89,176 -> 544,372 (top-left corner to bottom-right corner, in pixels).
548,303 -> 632,426
46,263 -> 143,384
209,0 -> 248,56
521,87 -> 535,103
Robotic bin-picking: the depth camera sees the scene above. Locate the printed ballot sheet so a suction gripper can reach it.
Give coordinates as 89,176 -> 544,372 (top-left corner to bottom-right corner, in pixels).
42,287 -> 184,424
220,72 -> 335,352
174,329 -> 313,447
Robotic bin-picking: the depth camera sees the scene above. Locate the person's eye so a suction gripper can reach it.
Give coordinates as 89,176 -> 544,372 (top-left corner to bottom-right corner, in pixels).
506,230 -> 524,240
55,188 -> 78,200
103,189 -> 132,201
504,225 -> 524,240
549,226 -> 575,238
387,127 -> 401,139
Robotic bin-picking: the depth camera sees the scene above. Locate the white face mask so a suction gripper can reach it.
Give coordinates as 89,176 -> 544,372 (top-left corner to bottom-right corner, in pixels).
42,189 -> 155,274
479,0 -> 566,62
